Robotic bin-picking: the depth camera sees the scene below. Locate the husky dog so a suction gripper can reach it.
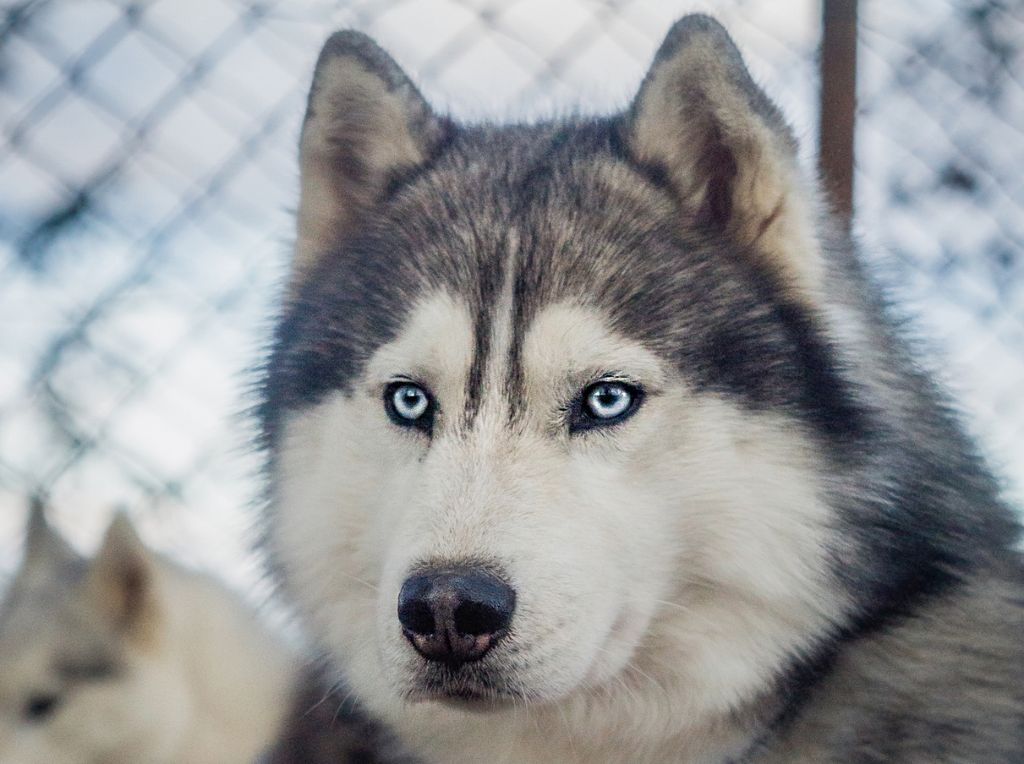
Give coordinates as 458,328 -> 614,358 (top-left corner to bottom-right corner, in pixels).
262,15 -> 1024,762
0,506 -> 297,763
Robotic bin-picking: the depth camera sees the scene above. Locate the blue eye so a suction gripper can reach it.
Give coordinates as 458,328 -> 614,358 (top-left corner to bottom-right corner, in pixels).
571,381 -> 642,432
385,382 -> 434,432
585,383 -> 633,419
392,385 -> 429,420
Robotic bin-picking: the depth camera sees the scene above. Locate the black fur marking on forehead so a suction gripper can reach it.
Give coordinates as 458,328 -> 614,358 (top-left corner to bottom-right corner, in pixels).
463,233 -> 507,426
496,123 -> 625,424
503,264 -> 530,426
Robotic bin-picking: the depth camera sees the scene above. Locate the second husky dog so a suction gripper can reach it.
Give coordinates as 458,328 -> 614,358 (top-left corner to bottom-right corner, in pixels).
0,506 -> 297,764
262,14 -> 1024,763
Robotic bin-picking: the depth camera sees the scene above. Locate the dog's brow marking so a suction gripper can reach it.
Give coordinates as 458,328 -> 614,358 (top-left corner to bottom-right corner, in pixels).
463,215 -> 506,425
465,227 -> 520,427
464,262 -> 497,424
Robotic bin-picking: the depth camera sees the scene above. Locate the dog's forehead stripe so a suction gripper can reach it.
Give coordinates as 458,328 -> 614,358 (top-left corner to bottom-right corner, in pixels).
474,136 -> 583,427
462,226 -> 523,428
459,139 -> 562,429
504,263 -> 530,425
461,228 -> 505,426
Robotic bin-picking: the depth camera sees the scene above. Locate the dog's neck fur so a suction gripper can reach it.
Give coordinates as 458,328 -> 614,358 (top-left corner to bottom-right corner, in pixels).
267,15 -> 1023,763
151,555 -> 297,763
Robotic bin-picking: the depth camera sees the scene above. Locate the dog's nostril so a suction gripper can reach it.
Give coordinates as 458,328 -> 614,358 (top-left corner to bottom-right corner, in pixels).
398,599 -> 435,635
454,599 -> 508,636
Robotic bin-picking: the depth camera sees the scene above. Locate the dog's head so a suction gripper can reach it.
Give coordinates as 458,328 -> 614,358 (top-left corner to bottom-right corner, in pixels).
0,507 -> 190,763
265,16 -> 862,721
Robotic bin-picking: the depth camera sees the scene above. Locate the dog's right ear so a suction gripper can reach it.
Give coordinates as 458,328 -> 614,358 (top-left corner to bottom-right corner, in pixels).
294,31 -> 448,292
22,496 -> 77,576
625,15 -> 821,298
86,514 -> 159,644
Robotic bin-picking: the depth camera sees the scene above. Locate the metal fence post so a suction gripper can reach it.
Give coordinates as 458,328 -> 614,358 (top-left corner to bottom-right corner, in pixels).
819,0 -> 858,229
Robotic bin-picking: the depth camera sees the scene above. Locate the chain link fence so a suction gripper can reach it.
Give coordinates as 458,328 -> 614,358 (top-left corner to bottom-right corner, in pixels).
857,0 -> 1024,509
1,0 -> 1021,586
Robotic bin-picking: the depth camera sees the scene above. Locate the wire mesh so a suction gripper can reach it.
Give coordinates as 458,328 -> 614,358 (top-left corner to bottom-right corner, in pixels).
1,0 -> 1021,585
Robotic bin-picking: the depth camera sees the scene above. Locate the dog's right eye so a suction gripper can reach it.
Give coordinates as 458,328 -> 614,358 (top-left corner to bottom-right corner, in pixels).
385,382 -> 435,433
23,692 -> 61,723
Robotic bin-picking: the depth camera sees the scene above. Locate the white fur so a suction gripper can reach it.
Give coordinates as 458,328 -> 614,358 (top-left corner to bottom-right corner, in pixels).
273,297 -> 848,762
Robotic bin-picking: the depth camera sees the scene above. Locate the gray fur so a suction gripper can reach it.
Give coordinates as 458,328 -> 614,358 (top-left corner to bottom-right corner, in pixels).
263,14 -> 1024,762
1,507 -> 299,763
0,508 -> 129,756
0,506 -> 126,701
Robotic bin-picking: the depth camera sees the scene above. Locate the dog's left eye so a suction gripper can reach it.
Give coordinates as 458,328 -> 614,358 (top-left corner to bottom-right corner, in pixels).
23,692 -> 61,723
571,381 -> 642,432
385,382 -> 434,432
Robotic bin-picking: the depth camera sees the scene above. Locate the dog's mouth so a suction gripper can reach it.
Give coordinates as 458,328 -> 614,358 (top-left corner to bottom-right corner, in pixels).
403,664 -> 527,709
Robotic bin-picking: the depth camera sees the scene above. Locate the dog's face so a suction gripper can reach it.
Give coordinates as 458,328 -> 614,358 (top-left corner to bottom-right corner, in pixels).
0,511 -> 189,763
266,17 -> 858,720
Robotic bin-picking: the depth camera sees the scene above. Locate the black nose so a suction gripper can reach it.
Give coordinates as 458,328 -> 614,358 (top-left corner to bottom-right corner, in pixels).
397,567 -> 515,667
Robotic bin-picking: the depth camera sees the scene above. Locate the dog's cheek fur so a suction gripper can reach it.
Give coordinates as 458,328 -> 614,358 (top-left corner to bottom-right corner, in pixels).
273,394 -> 406,671
645,395 -> 847,708
270,294 -> 472,710
520,304 -> 846,720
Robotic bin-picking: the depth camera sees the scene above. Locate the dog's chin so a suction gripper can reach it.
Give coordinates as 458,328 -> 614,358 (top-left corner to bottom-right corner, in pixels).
396,657 -> 556,713
402,670 -> 521,711
407,687 -> 516,713
392,626 -> 639,714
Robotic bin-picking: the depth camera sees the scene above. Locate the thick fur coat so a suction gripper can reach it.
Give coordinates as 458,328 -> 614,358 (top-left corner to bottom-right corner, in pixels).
262,16 -> 1024,763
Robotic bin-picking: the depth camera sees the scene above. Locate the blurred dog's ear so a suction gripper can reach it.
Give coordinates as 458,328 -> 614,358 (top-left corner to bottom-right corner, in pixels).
22,497 -> 77,577
294,31 -> 449,291
87,514 -> 158,643
625,15 -> 821,296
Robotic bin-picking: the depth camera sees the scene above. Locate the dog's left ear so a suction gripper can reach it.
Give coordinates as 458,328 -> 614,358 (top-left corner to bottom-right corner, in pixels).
22,497 -> 78,576
625,15 -> 820,295
87,514 -> 158,642
294,31 -> 449,291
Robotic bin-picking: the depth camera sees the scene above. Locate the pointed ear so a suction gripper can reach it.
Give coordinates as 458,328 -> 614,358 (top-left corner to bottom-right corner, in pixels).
625,15 -> 821,295
294,30 -> 449,291
22,496 -> 77,575
87,514 -> 158,642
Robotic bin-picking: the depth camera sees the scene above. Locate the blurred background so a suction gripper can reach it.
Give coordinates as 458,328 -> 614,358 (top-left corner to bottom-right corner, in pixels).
1,0 -> 1022,592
